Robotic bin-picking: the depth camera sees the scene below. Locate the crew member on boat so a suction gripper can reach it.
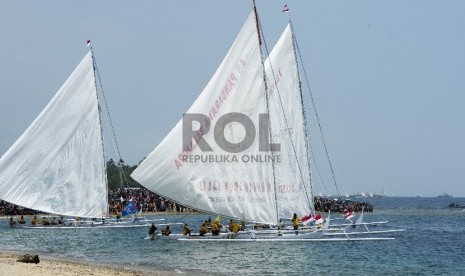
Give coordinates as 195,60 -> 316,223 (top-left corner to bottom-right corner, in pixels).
211,221 -> 220,236
115,210 -> 121,223
31,216 -> 38,226
41,217 -> 50,226
148,223 -> 158,236
228,219 -> 235,232
58,216 -> 64,225
292,213 -> 300,234
18,215 -> 26,224
182,223 -> 192,236
240,220 -> 247,231
228,222 -> 241,239
9,217 -> 16,227
50,217 -> 57,225
211,215 -> 222,235
232,223 -> 240,233
162,225 -> 171,236
199,222 -> 207,236
214,215 -> 221,226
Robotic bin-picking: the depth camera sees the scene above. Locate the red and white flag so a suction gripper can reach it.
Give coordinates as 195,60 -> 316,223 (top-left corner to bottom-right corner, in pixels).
315,214 -> 323,224
301,214 -> 313,225
344,209 -> 355,220
282,4 -> 289,13
86,40 -> 91,46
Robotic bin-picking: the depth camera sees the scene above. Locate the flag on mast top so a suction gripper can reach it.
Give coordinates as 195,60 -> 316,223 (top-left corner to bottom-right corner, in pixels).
86,40 -> 91,47
282,4 -> 289,13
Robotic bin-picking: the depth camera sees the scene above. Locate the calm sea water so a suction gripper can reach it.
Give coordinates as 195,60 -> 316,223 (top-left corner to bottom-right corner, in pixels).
1,197 -> 464,275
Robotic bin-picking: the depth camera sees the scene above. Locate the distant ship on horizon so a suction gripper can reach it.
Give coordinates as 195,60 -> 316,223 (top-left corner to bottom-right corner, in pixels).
349,192 -> 386,198
437,193 -> 453,198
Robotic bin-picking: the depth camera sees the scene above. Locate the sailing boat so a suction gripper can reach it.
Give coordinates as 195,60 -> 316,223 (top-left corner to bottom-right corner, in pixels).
131,5 -> 402,241
0,44 -> 148,228
131,10 -> 306,226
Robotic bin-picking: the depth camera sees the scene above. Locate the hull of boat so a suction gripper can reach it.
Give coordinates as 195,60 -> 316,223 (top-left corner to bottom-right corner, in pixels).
13,222 -> 149,229
178,237 -> 395,242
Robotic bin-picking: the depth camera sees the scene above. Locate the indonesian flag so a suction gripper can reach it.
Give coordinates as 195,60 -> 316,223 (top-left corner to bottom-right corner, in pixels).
86,40 -> 91,46
344,209 -> 355,220
302,214 -> 313,225
282,4 -> 289,13
315,214 -> 323,224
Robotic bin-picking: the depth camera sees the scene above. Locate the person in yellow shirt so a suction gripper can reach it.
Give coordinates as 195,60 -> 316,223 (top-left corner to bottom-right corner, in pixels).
211,222 -> 220,236
214,215 -> 221,228
41,217 -> 50,226
162,225 -> 171,236
232,223 -> 240,233
31,216 -> 38,226
199,223 -> 207,236
182,223 -> 192,236
292,213 -> 300,234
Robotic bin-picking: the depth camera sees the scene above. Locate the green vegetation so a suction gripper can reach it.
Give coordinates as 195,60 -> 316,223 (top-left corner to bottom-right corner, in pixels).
106,159 -> 142,189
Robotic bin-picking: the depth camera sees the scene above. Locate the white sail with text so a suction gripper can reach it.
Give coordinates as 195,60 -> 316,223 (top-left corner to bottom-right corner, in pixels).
131,12 -> 281,225
0,52 -> 108,218
265,24 -> 313,220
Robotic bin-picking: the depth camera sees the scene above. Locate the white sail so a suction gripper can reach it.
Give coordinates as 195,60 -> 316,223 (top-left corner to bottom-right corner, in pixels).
131,12 -> 280,224
265,25 -> 313,220
0,52 -> 108,218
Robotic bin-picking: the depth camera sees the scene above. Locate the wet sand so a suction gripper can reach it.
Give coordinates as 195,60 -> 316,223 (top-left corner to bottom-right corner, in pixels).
0,251 -> 175,276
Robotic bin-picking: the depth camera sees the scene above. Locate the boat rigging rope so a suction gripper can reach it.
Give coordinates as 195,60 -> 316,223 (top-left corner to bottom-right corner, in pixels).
287,15 -> 341,196
90,47 -> 131,187
255,7 -> 314,212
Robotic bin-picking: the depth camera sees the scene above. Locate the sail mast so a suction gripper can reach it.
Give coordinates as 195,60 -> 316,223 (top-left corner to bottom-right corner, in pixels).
284,7 -> 315,213
252,0 -> 280,224
286,12 -> 342,197
88,40 -> 110,218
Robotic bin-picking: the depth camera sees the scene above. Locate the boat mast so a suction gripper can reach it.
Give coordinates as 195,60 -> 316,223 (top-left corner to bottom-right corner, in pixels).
286,14 -> 342,197
87,40 -> 110,218
284,8 -> 315,214
252,0 -> 280,225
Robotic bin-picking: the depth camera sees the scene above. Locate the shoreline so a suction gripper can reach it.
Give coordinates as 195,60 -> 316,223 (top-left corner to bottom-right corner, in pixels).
0,211 -> 200,219
0,251 -> 176,276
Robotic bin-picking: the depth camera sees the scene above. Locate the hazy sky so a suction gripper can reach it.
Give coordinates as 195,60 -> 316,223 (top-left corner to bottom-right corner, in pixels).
1,1 -> 464,197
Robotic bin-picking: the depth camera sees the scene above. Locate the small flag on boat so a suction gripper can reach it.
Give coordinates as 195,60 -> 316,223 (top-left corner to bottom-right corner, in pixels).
315,214 -> 323,224
343,209 -> 355,220
302,214 -> 313,225
282,4 -> 289,13
86,40 -> 91,46
122,200 -> 137,216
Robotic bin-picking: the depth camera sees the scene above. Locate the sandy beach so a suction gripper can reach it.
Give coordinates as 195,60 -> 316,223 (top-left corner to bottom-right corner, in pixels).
0,252 -> 175,276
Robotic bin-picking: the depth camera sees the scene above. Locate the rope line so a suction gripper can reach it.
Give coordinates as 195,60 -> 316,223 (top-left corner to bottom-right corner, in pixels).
288,17 -> 341,196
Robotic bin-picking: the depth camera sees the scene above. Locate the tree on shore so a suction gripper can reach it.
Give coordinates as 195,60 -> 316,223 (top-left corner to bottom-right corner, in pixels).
106,159 -> 142,189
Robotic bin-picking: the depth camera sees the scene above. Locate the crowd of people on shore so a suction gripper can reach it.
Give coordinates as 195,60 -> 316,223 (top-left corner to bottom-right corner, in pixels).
0,187 -> 194,216
314,196 -> 374,213
0,187 -> 373,216
107,187 -> 192,215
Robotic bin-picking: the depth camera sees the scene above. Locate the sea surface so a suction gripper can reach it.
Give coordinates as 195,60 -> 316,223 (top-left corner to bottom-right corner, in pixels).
1,197 -> 465,275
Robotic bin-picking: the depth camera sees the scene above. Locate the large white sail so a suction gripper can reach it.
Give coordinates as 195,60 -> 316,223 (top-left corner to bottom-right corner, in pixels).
0,52 -> 108,218
265,25 -> 313,220
131,12 -> 281,224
